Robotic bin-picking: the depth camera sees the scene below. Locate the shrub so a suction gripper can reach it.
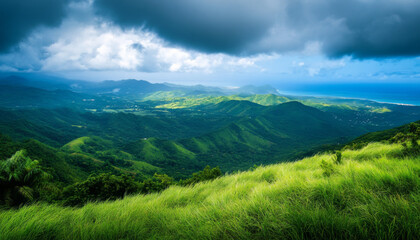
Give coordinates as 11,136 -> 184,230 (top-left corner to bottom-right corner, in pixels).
332,151 -> 342,164
0,150 -> 51,207
320,160 -> 335,177
179,166 -> 222,186
62,173 -> 139,206
139,173 -> 174,194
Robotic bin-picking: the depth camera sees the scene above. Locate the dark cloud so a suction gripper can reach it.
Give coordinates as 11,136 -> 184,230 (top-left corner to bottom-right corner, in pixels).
94,0 -> 420,58
0,0 -> 70,52
94,0 -> 277,54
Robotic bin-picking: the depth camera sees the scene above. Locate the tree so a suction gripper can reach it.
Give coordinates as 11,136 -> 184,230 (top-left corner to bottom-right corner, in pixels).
0,150 -> 51,207
62,173 -> 139,206
179,166 -> 222,186
391,123 -> 420,156
139,173 -> 174,194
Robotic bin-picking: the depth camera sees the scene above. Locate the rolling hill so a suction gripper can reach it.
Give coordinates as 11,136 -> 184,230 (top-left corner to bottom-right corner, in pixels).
124,101 -> 355,177
0,108 -> 240,147
0,85 -> 112,109
347,120 -> 420,146
0,75 -> 280,100
0,134 -> 161,184
1,140 -> 418,239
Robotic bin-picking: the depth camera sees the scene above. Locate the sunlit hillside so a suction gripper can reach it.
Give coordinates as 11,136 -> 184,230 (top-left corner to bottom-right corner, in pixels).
1,141 -> 418,240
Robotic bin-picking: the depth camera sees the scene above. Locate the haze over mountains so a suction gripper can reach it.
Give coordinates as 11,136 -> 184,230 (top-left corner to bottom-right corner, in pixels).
1,75 -> 419,180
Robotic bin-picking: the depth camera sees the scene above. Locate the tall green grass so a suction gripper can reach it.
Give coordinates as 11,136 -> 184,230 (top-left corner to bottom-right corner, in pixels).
1,142 -> 419,239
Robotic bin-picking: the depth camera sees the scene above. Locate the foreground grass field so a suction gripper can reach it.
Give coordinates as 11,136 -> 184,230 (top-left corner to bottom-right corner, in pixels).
1,142 -> 419,239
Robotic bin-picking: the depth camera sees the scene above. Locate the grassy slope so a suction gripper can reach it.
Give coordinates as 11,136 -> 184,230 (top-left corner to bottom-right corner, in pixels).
1,142 -> 418,239
0,108 -> 240,147
148,92 -> 384,111
124,102 -> 353,177
0,135 -> 160,184
350,120 -> 420,144
147,93 -> 420,133
152,94 -> 290,108
62,136 -> 161,176
0,136 -> 91,183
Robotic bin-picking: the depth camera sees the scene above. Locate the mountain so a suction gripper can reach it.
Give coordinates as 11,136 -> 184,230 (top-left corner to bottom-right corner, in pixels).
0,75 -> 76,90
2,98 -> 415,179
0,134 -> 160,184
0,75 -> 283,100
202,100 -> 266,116
0,135 -> 103,183
0,85 -> 117,109
124,101 -> 354,177
0,75 -> 28,86
151,94 -> 290,109
0,107 -> 240,147
234,84 -> 279,94
2,140 -> 418,239
347,120 -> 420,145
71,79 -> 173,96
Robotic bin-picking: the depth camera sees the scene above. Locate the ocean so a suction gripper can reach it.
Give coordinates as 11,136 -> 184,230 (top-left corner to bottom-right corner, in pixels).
275,83 -> 420,106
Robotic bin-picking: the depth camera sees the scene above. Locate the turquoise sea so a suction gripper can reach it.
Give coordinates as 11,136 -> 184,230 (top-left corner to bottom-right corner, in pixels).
276,83 -> 420,106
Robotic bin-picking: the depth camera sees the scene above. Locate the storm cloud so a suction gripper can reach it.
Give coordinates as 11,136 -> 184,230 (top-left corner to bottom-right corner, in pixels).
94,0 -> 277,54
94,0 -> 420,58
0,0 -> 69,52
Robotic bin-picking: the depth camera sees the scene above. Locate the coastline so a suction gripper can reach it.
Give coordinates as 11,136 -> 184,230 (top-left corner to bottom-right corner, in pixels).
276,89 -> 418,106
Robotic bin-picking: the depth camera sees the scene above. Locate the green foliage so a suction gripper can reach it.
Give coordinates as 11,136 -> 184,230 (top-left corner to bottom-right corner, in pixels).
332,151 -> 342,164
139,173 -> 174,194
0,142 -> 419,239
179,166 -> 222,186
370,107 -> 392,113
62,173 -> 139,207
0,150 -> 51,207
320,159 -> 335,177
350,121 -> 420,146
0,107 -> 238,147
151,94 -> 290,109
1,99 -> 419,180
125,101 -> 355,176
343,141 -> 368,150
385,122 -> 420,157
249,164 -> 261,171
58,167 -> 220,207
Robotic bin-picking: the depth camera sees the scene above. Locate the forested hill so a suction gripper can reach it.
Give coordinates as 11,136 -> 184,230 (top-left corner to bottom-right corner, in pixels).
1,124 -> 418,239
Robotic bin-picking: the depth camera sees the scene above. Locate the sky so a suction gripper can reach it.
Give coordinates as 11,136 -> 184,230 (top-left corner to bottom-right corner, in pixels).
0,0 -> 419,86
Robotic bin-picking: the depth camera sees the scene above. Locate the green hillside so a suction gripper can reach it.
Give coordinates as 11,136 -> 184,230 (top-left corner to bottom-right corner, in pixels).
0,85 -> 117,109
0,102 -> 363,179
202,100 -> 265,116
349,120 -> 420,145
61,136 -> 161,178
149,93 -> 290,109
0,134 -> 160,184
1,141 -> 418,239
145,92 -> 391,112
0,135 -> 93,183
62,136 -> 112,153
145,93 -> 420,132
0,108 -> 239,147
124,102 -> 356,177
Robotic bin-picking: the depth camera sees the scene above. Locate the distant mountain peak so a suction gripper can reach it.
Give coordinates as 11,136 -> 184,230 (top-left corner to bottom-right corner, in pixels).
0,75 -> 28,86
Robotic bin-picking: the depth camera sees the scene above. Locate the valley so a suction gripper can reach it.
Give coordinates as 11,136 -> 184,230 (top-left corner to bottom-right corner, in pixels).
0,76 -> 419,239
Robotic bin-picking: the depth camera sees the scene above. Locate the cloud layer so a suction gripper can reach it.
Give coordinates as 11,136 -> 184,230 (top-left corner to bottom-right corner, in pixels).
95,0 -> 420,58
0,0 -> 419,80
0,3 -> 267,74
0,0 -> 69,52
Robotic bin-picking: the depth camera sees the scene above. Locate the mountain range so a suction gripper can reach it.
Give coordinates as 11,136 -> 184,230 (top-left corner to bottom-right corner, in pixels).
0,74 -> 419,180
